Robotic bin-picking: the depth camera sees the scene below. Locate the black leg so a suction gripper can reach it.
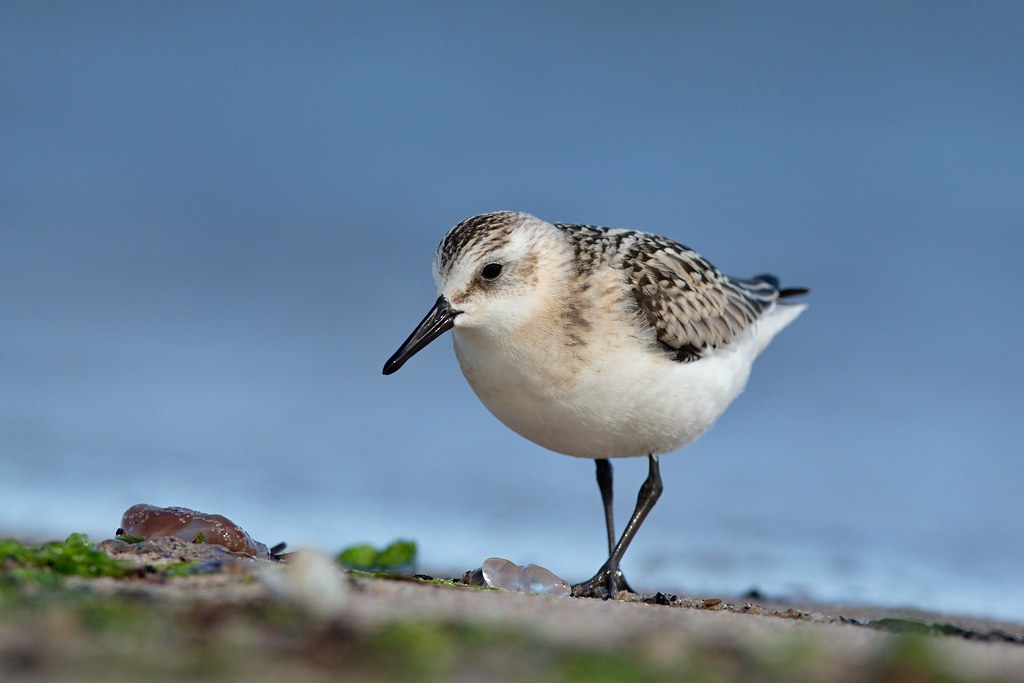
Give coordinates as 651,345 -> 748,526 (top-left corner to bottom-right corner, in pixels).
592,459 -> 635,596
595,459 -> 615,555
573,455 -> 662,599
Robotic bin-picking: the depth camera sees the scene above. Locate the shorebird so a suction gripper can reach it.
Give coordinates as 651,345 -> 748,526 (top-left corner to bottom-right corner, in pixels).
383,211 -> 808,598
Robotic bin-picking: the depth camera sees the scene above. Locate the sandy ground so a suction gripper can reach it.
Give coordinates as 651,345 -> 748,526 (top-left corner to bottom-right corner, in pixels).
2,537 -> 1023,682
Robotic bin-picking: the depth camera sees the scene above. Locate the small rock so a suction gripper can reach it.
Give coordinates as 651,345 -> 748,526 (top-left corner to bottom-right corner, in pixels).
96,538 -> 132,554
119,503 -> 271,559
261,549 -> 350,620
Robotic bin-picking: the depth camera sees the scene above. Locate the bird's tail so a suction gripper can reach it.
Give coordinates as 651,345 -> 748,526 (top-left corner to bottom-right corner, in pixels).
779,286 -> 810,299
742,273 -> 809,358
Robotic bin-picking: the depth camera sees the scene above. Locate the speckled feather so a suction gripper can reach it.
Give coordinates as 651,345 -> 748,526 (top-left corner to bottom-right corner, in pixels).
437,212 -> 519,273
554,223 -> 783,361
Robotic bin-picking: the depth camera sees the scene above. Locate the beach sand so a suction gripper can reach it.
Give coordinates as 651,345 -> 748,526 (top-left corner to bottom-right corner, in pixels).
2,536 -> 1023,682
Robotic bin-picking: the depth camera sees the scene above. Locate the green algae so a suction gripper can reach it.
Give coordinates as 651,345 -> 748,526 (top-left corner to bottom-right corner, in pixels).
337,539 -> 417,573
0,534 -> 213,593
1,534 -> 130,587
115,534 -> 145,543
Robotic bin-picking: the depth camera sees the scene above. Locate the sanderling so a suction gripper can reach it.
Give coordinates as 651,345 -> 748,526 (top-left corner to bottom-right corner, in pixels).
383,211 -> 808,598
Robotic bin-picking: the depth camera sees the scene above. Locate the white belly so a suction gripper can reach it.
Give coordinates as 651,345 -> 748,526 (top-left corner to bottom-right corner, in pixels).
452,325 -> 759,459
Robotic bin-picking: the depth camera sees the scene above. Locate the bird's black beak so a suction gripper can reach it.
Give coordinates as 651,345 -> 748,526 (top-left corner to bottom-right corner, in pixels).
382,296 -> 460,375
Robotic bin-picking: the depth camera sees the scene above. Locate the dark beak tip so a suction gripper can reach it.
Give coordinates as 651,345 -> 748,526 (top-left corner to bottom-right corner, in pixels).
382,296 -> 459,377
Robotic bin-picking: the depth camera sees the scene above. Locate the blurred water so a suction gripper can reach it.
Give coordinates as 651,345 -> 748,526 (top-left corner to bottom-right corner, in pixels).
2,3 -> 1022,621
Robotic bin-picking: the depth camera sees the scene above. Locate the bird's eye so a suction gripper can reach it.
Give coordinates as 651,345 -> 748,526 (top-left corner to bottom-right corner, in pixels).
481,263 -> 503,281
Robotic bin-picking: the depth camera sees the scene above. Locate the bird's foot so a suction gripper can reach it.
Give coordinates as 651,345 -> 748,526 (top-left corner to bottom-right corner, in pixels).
571,566 -> 634,599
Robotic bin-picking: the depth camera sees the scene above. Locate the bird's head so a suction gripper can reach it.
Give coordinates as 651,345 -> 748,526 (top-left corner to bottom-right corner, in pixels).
383,211 -> 568,374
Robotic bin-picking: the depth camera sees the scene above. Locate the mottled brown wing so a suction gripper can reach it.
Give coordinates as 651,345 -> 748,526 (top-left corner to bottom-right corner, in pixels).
625,239 -> 778,361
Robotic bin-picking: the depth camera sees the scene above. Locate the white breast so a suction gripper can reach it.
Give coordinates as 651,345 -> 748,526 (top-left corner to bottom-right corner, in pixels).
452,301 -> 804,459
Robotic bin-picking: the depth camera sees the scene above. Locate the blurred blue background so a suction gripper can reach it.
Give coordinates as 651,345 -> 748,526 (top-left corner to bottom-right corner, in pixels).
2,3 -> 1022,619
